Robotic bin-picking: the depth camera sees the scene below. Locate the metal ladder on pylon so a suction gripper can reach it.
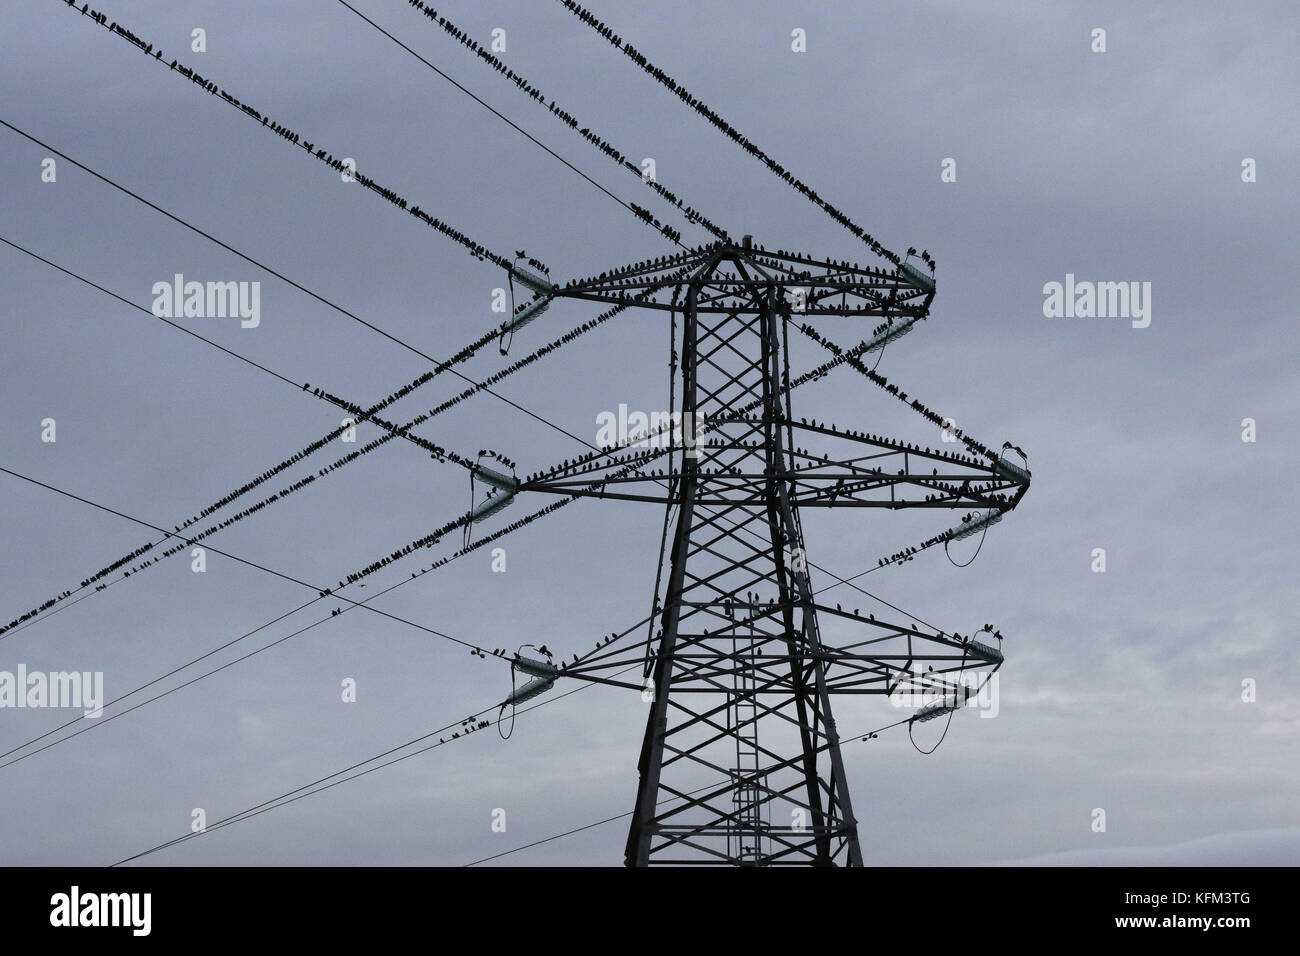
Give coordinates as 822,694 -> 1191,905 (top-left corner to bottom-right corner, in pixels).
728,594 -> 768,865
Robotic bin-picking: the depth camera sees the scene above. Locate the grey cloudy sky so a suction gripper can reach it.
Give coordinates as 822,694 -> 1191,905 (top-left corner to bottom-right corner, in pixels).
0,0 -> 1296,866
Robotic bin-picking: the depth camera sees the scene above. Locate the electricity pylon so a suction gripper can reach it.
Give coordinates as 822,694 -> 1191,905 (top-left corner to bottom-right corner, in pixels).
515,238 -> 1029,865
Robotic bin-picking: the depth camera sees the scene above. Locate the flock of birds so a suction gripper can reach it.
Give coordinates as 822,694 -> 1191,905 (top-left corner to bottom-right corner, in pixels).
38,5 -> 1031,712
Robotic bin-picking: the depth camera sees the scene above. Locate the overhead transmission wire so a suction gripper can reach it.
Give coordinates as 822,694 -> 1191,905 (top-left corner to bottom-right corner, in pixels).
0,118 -> 636,453
110,666 -> 625,866
335,0 -> 718,247
0,170 -> 685,635
554,0 -> 904,266
54,0 -> 678,251
0,464 -> 489,653
50,0 -> 949,610
0,231 -> 563,636
44,0 -> 926,646
0,234 -> 486,475
0,429 -> 688,772
797,322 -> 1000,463
57,1 -> 510,266
12,8 -> 995,871
2,117 -> 506,385
381,0 -> 730,243
111,651 -> 916,867
0,470 -> 598,772
3,7 -> 722,632
5,78 -> 852,655
24,0 -> 977,811
348,4 -> 965,636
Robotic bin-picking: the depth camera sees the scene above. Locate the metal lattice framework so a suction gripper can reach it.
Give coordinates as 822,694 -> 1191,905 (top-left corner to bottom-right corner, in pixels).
508,240 -> 1030,865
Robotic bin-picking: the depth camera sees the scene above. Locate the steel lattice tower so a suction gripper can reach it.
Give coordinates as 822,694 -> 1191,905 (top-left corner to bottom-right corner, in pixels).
516,238 -> 1030,866
623,255 -> 860,865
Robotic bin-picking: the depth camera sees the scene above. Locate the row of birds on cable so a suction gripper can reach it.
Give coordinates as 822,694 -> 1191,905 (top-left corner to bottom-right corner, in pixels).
528,445 -> 660,483
406,2 -> 725,242
794,416 -> 987,470
512,252 -> 552,278
528,402 -> 825,488
0,337 -> 466,629
438,717 -> 491,745
797,323 -> 1003,464
74,1 -> 514,271
628,203 -> 681,243
14,290 -> 1007,634
564,247 -> 718,290
588,249 -> 703,286
552,631 -> 628,672
526,395 -> 1005,487
476,450 -> 518,472
8,350 -> 495,631
876,505 -> 1010,569
2,587 -> 75,635
403,5 -> 722,243
576,260 -> 908,302
54,317 -> 522,623
561,0 -> 903,266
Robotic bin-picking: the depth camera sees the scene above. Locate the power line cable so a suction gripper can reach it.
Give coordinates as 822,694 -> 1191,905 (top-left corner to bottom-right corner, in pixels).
57,1 -> 517,269
335,0 -> 698,246
554,0 -> 904,265
0,231 -> 675,636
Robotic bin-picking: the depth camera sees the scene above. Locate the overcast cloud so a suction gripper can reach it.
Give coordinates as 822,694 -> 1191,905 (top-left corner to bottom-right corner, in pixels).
0,0 -> 1296,866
